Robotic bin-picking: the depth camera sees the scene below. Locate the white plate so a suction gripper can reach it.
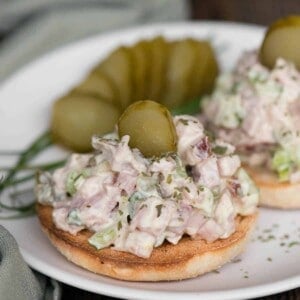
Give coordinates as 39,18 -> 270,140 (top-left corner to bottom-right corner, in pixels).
0,22 -> 300,300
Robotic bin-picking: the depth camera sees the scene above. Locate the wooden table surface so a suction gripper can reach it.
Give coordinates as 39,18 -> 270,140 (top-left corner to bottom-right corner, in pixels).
62,1 -> 300,299
61,285 -> 300,300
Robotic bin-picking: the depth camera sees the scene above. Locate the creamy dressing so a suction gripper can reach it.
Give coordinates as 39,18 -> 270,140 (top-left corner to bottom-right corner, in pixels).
36,115 -> 258,258
203,51 -> 300,182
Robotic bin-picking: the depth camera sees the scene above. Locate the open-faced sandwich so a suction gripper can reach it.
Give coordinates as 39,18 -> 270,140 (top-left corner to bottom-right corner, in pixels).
36,101 -> 258,281
202,16 -> 300,209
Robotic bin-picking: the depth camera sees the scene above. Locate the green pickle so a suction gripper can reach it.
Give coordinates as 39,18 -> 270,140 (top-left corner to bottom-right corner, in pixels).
118,100 -> 177,157
51,94 -> 121,152
72,71 -> 118,105
131,40 -> 151,102
162,40 -> 197,109
196,41 -> 218,96
183,39 -> 218,102
147,36 -> 169,101
93,47 -> 133,109
260,15 -> 300,69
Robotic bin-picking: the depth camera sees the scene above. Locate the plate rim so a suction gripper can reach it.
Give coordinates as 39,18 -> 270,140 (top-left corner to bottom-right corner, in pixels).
1,21 -> 299,300
21,242 -> 300,300
0,20 -> 265,88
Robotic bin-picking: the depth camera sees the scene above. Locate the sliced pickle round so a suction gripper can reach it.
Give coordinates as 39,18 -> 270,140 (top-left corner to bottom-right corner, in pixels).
131,40 -> 150,102
260,15 -> 300,69
161,40 -> 197,109
147,36 -> 169,101
72,71 -> 118,105
93,47 -> 133,109
184,39 -> 202,101
51,94 -> 121,152
118,100 -> 177,157
196,40 -> 219,96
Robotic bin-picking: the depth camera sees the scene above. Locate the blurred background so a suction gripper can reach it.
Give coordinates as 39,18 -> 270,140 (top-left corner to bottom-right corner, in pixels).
190,0 -> 300,25
0,0 -> 299,82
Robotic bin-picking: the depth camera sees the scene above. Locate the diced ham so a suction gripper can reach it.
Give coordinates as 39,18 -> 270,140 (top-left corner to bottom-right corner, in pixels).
116,171 -> 137,195
185,210 -> 207,236
53,207 -> 83,235
197,219 -> 223,243
174,115 -> 205,165
124,231 -> 156,258
193,157 -> 221,188
217,155 -> 241,177
78,173 -> 114,199
131,198 -> 176,237
40,110 -> 259,258
214,192 -> 235,238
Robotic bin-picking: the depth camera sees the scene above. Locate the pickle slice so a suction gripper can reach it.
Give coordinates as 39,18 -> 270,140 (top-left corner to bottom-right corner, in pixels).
93,47 -> 133,109
195,40 -> 219,97
184,39 -> 203,101
72,71 -> 118,105
147,36 -> 169,101
162,40 -> 197,109
118,100 -> 177,157
131,40 -> 150,102
51,94 -> 121,152
260,15 -> 300,69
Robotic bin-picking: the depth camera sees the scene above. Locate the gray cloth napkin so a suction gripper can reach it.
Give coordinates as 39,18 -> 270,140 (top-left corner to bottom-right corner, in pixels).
0,0 -> 188,82
0,1 -> 188,299
0,225 -> 43,300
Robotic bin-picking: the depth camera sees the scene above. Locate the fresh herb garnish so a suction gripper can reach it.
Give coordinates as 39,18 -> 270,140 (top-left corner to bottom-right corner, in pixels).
0,131 -> 53,194
0,131 -> 63,218
156,204 -> 163,217
0,159 -> 65,190
0,204 -> 36,219
166,174 -> 172,184
118,221 -> 122,230
184,186 -> 190,193
212,145 -> 227,155
288,241 -> 300,248
204,130 -> 216,142
179,119 -> 189,126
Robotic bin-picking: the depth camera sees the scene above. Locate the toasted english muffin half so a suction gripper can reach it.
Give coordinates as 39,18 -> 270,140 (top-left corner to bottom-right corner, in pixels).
36,204 -> 257,281
244,165 -> 300,209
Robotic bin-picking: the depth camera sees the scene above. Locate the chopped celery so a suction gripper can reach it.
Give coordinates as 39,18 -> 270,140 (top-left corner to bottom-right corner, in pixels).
196,185 -> 214,216
272,149 -> 292,181
128,192 -> 144,219
66,171 -> 87,196
88,226 -> 116,250
237,168 -> 259,197
175,156 -> 188,178
67,209 -> 82,226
